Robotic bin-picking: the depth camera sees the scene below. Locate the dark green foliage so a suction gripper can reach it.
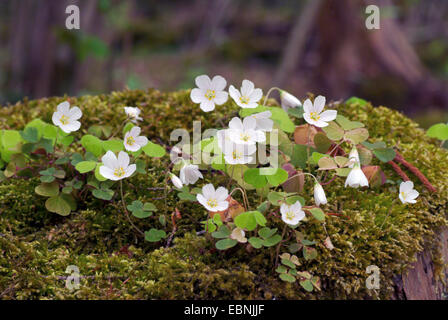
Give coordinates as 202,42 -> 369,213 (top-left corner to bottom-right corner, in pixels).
0,90 -> 447,299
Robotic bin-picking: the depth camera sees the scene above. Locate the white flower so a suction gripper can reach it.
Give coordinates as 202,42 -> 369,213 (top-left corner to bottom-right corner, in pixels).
399,181 -> 419,204
52,101 -> 82,134
314,183 -> 327,206
180,164 -> 203,185
280,90 -> 301,112
222,142 -> 257,165
196,184 -> 229,212
345,163 -> 369,188
250,111 -> 273,132
303,95 -> 337,128
190,75 -> 228,112
99,151 -> 136,181
229,79 -> 262,109
124,107 -> 143,123
123,126 -> 148,152
227,117 -> 266,145
169,173 -> 183,189
348,146 -> 360,168
281,201 -> 306,226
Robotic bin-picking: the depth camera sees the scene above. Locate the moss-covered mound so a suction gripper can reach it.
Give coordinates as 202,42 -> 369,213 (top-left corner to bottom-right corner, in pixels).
1,89 -> 447,299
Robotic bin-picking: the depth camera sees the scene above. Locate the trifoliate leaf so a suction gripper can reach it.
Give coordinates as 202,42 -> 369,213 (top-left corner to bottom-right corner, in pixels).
45,195 -> 71,216
145,228 -> 166,242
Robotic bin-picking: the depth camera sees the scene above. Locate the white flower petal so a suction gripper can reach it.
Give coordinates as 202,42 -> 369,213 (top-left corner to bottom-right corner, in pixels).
190,88 -> 205,103
102,151 -> 118,169
229,117 -> 244,131
314,95 -> 326,113
215,187 -> 229,202
242,116 -> 257,130
303,99 -> 313,114
68,106 -> 82,120
241,79 -> 255,96
124,164 -> 136,178
400,181 -> 414,193
213,91 -> 228,105
202,184 -> 215,198
117,151 -> 130,168
99,166 -> 116,181
57,101 -> 70,113
319,110 -> 337,122
195,75 -> 211,90
200,100 -> 215,112
248,88 -> 262,104
211,75 -> 227,91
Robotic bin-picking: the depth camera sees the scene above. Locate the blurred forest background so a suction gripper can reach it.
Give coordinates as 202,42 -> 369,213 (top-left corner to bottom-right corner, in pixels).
0,0 -> 447,127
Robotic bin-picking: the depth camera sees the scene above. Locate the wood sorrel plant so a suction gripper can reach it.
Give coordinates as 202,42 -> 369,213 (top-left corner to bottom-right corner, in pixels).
0,76 -> 437,294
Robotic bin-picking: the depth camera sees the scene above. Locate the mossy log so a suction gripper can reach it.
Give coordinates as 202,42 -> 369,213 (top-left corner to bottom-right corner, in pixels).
0,89 -> 447,299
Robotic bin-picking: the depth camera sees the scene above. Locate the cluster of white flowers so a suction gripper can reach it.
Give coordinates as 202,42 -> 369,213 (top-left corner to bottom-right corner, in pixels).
190,75 -> 263,112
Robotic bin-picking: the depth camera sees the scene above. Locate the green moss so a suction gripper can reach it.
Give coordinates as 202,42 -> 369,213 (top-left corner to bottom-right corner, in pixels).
0,89 -> 447,299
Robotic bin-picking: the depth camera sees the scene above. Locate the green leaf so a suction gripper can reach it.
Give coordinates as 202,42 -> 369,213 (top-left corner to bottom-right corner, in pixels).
427,123 -> 448,141
322,121 -> 344,141
318,156 -> 338,170
75,161 -> 97,173
60,135 -> 74,147
281,258 -> 296,269
335,115 -> 364,130
243,168 -> 267,188
123,122 -> 134,134
253,211 -> 267,226
373,148 -> 396,162
178,191 -> 197,201
248,237 -> 264,249
240,106 -> 295,133
40,175 -> 55,183
102,139 -> 124,152
20,127 -> 39,143
362,141 -> 387,150
264,168 -> 288,186
344,128 -> 369,144
258,227 -> 277,239
309,208 -> 325,221
81,135 -> 103,157
287,106 -> 304,118
35,182 -> 60,197
291,145 -> 315,169
211,225 -> 231,239
303,246 -> 318,260
275,265 -> 287,273
215,238 -> 238,250
144,228 -> 167,242
300,279 -> 314,292
313,132 -> 332,153
286,195 -> 305,206
268,191 -> 286,206
234,211 -> 257,231
92,188 -> 114,200
95,164 -> 107,181
256,201 -> 269,213
280,273 -> 296,283
262,235 -> 282,247
45,195 -> 71,216
142,141 -> 166,158
345,96 -> 367,106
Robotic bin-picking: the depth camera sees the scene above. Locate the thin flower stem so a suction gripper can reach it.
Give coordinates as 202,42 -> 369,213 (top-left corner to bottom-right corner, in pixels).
230,187 -> 249,211
274,225 -> 288,268
262,87 -> 281,107
119,180 -> 144,236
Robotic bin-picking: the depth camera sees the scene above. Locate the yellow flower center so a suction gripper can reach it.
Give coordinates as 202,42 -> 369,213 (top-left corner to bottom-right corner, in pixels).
400,191 -> 406,200
286,211 -> 295,221
114,167 -> 125,178
310,112 -> 320,121
240,133 -> 250,142
205,89 -> 216,100
239,96 -> 249,104
206,198 -> 218,208
126,136 -> 135,146
60,115 -> 70,125
232,151 -> 241,160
